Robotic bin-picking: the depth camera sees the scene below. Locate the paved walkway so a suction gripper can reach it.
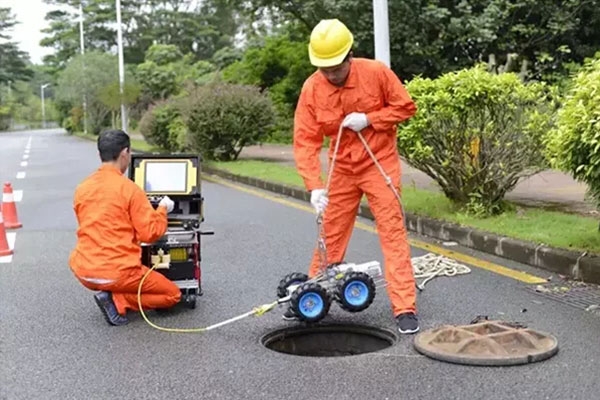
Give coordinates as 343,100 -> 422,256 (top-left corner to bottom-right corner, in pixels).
237,143 -> 594,215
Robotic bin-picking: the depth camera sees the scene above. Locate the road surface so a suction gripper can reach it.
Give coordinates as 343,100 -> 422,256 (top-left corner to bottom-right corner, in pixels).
1,129 -> 599,400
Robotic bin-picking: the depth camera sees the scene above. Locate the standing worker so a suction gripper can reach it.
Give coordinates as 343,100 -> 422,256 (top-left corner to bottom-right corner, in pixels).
69,129 -> 181,326
291,19 -> 420,334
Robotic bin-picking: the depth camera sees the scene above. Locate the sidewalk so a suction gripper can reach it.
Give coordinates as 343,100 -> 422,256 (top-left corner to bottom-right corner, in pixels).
238,143 -> 594,215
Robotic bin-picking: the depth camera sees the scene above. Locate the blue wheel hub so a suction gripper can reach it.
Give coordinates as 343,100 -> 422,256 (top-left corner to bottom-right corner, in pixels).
298,292 -> 324,318
344,281 -> 369,306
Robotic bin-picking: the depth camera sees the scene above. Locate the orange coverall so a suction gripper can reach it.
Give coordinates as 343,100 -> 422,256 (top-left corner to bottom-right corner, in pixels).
69,164 -> 181,315
293,58 -> 418,316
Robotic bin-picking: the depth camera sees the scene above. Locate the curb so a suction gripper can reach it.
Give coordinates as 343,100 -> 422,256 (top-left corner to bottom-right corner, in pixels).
202,165 -> 600,285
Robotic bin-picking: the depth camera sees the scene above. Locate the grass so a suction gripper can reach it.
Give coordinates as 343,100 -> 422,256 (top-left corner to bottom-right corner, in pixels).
208,160 -> 307,187
210,159 -> 600,254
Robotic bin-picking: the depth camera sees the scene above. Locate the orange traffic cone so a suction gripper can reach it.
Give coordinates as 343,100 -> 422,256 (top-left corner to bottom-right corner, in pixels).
2,182 -> 22,229
0,212 -> 12,256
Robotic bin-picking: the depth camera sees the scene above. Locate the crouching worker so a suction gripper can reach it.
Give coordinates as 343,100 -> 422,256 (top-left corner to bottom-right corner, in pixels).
69,129 -> 181,326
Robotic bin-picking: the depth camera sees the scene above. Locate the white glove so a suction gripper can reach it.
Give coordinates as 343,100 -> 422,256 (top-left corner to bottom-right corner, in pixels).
342,112 -> 370,132
158,195 -> 174,213
310,189 -> 329,214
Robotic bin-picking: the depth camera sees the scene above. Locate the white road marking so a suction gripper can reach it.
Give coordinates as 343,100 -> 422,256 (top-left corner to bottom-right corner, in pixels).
13,190 -> 23,202
23,154 -> 29,160
24,149 -> 30,155
0,232 -> 16,263
16,172 -> 25,179
25,136 -> 32,149
20,161 -> 28,167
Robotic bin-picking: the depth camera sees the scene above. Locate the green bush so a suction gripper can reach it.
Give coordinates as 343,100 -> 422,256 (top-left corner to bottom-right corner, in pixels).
548,56 -> 600,208
181,83 -> 275,161
0,117 -> 10,131
222,34 -> 314,144
397,64 -> 557,216
138,100 -> 188,152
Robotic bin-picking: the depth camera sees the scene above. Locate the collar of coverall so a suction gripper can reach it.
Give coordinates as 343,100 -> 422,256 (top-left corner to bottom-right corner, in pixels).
99,163 -> 123,174
318,57 -> 358,96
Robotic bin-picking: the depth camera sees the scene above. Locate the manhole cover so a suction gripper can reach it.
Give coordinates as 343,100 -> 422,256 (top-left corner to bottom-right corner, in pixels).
413,320 -> 558,366
261,324 -> 397,357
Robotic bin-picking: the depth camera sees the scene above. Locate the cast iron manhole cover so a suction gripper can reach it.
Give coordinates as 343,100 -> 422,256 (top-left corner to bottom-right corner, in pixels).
261,324 -> 397,357
413,320 -> 558,366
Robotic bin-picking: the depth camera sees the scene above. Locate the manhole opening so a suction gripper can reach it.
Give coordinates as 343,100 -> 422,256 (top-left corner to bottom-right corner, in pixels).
260,324 -> 397,357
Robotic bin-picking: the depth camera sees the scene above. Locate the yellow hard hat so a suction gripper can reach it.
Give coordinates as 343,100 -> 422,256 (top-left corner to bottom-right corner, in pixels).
308,19 -> 354,68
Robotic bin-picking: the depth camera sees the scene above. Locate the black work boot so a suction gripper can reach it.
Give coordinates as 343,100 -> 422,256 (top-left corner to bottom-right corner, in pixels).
94,291 -> 129,326
396,312 -> 419,334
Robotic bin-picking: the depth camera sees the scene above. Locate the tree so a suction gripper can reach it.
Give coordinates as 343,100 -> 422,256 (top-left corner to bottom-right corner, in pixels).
135,43 -> 218,106
222,32 -> 315,142
242,0 -> 600,83
0,6 -> 34,129
135,44 -> 184,101
55,51 -> 133,134
98,81 -> 141,128
0,7 -> 33,85
40,1 -> 117,72
40,0 -> 242,71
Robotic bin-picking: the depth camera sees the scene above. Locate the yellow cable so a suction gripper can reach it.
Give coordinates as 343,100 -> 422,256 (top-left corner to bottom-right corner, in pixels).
137,263 -> 278,333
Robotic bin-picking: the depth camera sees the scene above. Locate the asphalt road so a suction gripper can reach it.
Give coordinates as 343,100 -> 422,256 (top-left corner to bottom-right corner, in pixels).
1,129 -> 600,400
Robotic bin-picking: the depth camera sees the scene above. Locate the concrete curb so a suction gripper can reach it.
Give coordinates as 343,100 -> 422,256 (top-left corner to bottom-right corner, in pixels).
202,165 -> 600,285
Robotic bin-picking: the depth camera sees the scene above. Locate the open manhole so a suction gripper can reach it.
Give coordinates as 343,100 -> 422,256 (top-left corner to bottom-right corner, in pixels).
414,320 -> 559,366
261,324 -> 397,357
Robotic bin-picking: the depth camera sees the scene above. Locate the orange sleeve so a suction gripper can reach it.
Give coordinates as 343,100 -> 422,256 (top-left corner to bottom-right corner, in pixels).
293,84 -> 324,191
366,64 -> 417,132
128,185 -> 168,243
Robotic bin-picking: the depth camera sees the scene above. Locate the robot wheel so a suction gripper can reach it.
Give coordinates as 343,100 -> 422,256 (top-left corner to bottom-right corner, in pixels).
183,293 -> 197,309
336,271 -> 376,312
276,272 -> 309,298
290,282 -> 331,323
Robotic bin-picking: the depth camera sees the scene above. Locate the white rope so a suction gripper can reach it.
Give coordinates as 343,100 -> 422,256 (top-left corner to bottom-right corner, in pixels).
411,253 -> 471,290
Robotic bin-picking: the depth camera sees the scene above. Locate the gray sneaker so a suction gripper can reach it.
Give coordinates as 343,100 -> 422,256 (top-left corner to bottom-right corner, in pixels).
396,312 -> 419,334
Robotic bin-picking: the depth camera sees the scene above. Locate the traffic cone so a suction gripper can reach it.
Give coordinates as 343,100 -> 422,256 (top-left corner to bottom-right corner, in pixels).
0,212 -> 12,256
2,182 -> 22,229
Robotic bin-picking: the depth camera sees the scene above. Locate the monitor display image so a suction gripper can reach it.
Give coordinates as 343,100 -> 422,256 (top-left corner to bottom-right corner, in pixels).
144,161 -> 188,193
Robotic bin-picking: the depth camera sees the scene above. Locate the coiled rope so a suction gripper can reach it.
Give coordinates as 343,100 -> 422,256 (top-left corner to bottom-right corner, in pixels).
411,253 -> 471,291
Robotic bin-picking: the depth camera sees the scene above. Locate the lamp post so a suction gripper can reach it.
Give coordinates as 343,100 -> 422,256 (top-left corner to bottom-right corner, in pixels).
116,0 -> 127,131
79,1 -> 88,135
41,83 -> 50,129
372,0 -> 390,67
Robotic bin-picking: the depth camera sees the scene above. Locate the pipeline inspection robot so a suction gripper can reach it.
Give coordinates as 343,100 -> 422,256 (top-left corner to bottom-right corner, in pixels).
275,259 -> 385,323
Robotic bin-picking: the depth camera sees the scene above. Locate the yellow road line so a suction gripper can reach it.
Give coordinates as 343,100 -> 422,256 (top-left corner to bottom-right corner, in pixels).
204,175 -> 547,284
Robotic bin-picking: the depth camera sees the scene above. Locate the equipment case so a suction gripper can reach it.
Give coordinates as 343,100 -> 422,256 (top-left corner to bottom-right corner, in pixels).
128,152 -> 213,308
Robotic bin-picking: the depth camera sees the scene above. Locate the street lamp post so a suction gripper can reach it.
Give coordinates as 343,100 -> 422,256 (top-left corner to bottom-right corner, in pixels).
372,0 -> 390,67
116,0 -> 127,131
79,1 -> 88,135
41,83 -> 50,129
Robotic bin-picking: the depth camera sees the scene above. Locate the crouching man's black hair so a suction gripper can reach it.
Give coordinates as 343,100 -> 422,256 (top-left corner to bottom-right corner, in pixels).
97,129 -> 130,162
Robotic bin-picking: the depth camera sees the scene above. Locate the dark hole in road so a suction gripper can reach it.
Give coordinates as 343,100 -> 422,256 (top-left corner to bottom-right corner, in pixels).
261,324 -> 397,357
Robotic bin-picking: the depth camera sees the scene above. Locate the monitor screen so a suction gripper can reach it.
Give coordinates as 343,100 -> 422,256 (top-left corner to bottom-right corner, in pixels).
144,161 -> 187,193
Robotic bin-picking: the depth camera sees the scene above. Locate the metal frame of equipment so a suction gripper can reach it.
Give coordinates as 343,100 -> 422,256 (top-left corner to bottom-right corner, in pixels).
128,152 -> 214,309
